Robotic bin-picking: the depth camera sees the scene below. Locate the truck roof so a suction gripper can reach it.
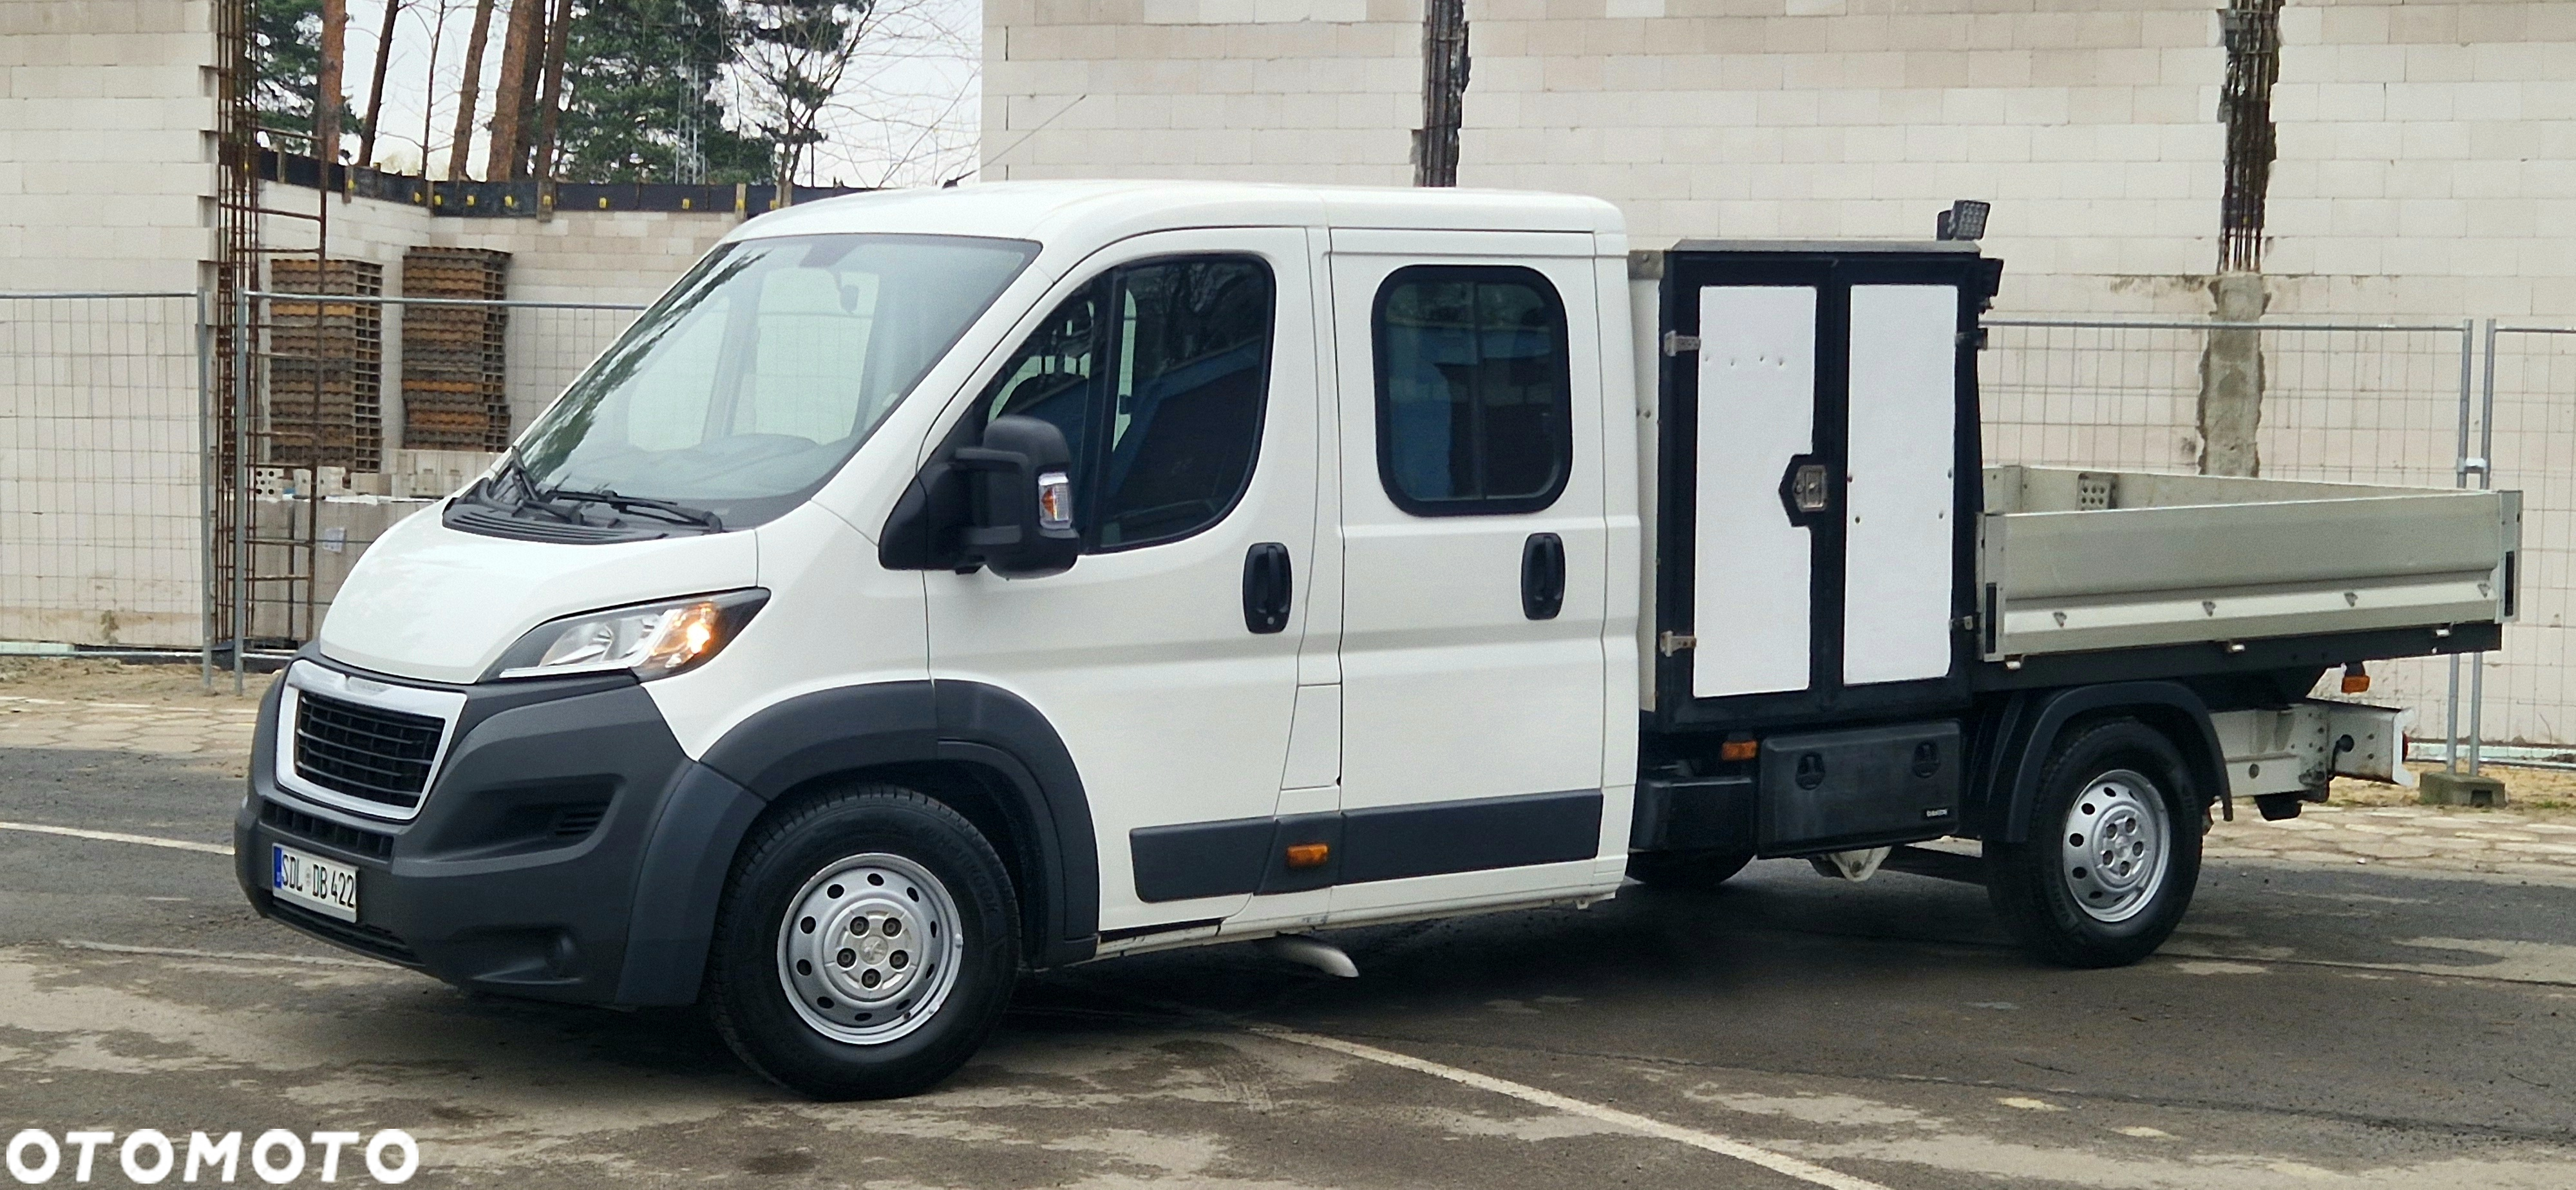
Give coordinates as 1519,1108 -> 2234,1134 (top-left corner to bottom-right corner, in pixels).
721,180 -> 1628,254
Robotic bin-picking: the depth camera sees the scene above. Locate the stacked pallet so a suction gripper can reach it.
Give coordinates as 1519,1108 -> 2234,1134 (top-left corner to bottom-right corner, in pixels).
267,258 -> 385,471
400,247 -> 513,451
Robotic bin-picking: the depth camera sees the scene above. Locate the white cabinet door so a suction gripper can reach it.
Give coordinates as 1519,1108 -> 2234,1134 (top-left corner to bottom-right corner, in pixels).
923,229 -> 1319,933
1692,285 -> 1817,699
1323,239 -> 1613,921
1842,284 -> 1958,686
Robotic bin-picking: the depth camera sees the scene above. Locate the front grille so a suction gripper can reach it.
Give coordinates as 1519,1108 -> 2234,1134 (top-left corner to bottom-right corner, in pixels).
269,900 -> 421,965
294,692 -> 446,810
260,799 -> 397,860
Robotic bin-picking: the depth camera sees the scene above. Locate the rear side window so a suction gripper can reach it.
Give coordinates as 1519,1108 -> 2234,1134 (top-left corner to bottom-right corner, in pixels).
976,256 -> 1275,550
1372,265 -> 1573,516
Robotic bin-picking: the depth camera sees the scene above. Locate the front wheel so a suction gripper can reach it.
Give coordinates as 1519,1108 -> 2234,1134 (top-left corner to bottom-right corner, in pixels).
1985,718 -> 2202,968
707,786 -> 1020,1099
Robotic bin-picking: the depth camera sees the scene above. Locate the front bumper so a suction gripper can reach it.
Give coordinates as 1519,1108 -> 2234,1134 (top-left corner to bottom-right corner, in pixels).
236,656 -> 754,1005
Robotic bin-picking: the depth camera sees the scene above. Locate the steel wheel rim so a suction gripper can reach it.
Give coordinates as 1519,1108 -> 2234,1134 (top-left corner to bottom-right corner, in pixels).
776,852 -> 966,1046
2058,769 -> 2172,924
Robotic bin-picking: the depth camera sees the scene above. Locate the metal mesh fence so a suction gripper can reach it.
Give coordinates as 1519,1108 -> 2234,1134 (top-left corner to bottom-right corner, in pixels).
222,292 -> 645,657
2477,326 -> 2576,751
498,302 -> 646,435
2,294 -> 2558,751
1982,319 -> 2472,486
1979,319 -> 2479,747
0,292 -> 207,650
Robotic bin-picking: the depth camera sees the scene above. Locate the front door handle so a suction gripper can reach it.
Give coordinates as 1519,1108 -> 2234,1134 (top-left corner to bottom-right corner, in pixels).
1243,542 -> 1292,634
1521,533 -> 1565,621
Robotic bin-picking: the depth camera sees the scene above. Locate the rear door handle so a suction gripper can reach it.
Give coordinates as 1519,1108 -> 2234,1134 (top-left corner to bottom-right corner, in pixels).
1521,533 -> 1565,620
1243,542 -> 1292,634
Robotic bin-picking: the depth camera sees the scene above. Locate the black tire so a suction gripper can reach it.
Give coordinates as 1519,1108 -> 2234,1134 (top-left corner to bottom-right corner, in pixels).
1626,847 -> 1756,891
707,785 -> 1019,1099
1985,717 -> 2202,968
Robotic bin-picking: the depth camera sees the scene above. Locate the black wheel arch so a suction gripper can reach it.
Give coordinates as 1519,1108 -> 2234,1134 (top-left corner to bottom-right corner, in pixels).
692,679 -> 1100,972
1969,681 -> 2230,844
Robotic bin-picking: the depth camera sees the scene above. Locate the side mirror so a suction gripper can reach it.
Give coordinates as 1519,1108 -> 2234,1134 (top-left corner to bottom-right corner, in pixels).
954,415 -> 1080,578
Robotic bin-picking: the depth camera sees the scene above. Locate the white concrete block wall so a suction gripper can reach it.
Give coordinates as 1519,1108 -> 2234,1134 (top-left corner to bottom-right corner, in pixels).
987,0 -> 2576,745
0,0 -> 214,292
987,0 -> 2576,323
0,2 -> 215,646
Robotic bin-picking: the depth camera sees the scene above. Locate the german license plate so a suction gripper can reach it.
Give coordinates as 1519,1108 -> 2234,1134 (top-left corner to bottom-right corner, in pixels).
272,844 -> 359,922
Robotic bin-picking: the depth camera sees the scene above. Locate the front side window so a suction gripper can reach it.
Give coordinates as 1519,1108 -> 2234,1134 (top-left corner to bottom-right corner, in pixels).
515,232 -> 1037,529
1373,265 -> 1573,516
975,256 -> 1274,551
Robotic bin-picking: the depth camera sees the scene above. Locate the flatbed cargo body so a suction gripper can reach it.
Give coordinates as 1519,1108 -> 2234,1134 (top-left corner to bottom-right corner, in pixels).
1634,243 -> 2515,744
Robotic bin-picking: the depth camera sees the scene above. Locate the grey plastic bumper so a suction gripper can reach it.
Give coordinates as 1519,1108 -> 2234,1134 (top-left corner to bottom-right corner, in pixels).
236,661 -> 764,1006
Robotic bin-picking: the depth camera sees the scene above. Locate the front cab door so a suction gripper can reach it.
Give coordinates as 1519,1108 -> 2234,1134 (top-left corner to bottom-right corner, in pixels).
922,229 -> 1321,937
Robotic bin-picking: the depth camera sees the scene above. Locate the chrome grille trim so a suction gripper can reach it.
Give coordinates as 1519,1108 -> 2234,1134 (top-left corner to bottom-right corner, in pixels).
274,660 -> 466,823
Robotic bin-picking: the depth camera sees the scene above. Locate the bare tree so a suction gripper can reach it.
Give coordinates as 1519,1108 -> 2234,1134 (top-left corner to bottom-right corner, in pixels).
445,0 -> 497,178
531,0 -> 575,178
729,0 -> 865,193
358,0 -> 405,167
728,0 -> 978,191
417,0 -> 456,169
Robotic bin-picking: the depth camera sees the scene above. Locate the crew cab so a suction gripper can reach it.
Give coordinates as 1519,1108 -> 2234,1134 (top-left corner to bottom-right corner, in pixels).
237,182 -> 2518,1098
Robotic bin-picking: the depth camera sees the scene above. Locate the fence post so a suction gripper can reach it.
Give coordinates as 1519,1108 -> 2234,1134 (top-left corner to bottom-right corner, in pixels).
196,288 -> 214,691
2442,319 -> 2476,773
231,285 -> 251,694
2467,319 -> 2501,774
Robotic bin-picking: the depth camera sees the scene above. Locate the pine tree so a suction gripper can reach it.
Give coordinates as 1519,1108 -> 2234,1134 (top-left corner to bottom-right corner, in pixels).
552,0 -> 774,183
253,0 -> 325,138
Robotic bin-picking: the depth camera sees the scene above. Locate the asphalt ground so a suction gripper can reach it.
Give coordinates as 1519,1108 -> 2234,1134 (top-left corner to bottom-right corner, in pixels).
4,695 -> 2575,1187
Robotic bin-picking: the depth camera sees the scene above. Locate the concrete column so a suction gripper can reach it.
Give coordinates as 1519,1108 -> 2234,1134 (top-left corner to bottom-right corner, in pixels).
2196,272 -> 2267,477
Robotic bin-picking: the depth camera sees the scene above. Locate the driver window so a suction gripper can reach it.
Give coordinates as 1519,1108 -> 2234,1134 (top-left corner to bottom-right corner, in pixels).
973,255 -> 1274,551
980,278 -> 1108,487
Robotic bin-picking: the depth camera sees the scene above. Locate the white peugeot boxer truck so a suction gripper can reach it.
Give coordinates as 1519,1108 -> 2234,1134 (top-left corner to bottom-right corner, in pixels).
238,182 -> 2517,1099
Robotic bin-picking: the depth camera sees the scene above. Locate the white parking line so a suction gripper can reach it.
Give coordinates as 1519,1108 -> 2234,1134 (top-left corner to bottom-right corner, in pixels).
57,939 -> 384,969
1247,1025 -> 1892,1190
0,820 -> 231,855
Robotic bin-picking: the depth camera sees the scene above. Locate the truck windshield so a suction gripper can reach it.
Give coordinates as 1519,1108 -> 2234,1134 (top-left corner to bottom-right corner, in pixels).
511,232 -> 1038,529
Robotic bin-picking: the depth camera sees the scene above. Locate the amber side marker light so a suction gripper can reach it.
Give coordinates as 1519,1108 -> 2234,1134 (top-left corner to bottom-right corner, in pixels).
1720,737 -> 1759,762
1284,843 -> 1331,870
2342,663 -> 2371,694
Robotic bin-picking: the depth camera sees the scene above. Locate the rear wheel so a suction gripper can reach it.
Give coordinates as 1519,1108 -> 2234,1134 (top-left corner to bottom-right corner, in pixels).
708,786 -> 1019,1099
1627,847 -> 1756,891
1985,718 -> 2202,968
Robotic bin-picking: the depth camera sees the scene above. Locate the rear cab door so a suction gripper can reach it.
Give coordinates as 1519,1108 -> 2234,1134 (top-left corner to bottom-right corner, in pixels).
1322,229 -> 1624,921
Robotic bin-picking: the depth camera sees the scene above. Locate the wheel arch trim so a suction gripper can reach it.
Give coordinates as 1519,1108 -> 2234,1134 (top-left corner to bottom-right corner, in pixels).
626,679 -> 1097,1006
1976,681 -> 2229,844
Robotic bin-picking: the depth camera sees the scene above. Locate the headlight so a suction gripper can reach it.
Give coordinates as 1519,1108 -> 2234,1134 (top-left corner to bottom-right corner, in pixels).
486,590 -> 768,681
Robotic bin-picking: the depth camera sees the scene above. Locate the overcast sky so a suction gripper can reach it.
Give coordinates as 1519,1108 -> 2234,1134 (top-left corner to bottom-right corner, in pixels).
346,0 -> 983,188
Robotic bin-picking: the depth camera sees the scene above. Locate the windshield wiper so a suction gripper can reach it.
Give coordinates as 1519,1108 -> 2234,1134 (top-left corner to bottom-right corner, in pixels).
547,487 -> 724,531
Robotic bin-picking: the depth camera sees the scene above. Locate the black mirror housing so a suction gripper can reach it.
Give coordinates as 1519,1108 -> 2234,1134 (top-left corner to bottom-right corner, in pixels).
953,415 -> 1081,578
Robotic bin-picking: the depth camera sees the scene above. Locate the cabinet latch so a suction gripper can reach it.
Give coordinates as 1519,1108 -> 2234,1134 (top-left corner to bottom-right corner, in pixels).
1662,331 -> 1700,357
1658,631 -> 1698,656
